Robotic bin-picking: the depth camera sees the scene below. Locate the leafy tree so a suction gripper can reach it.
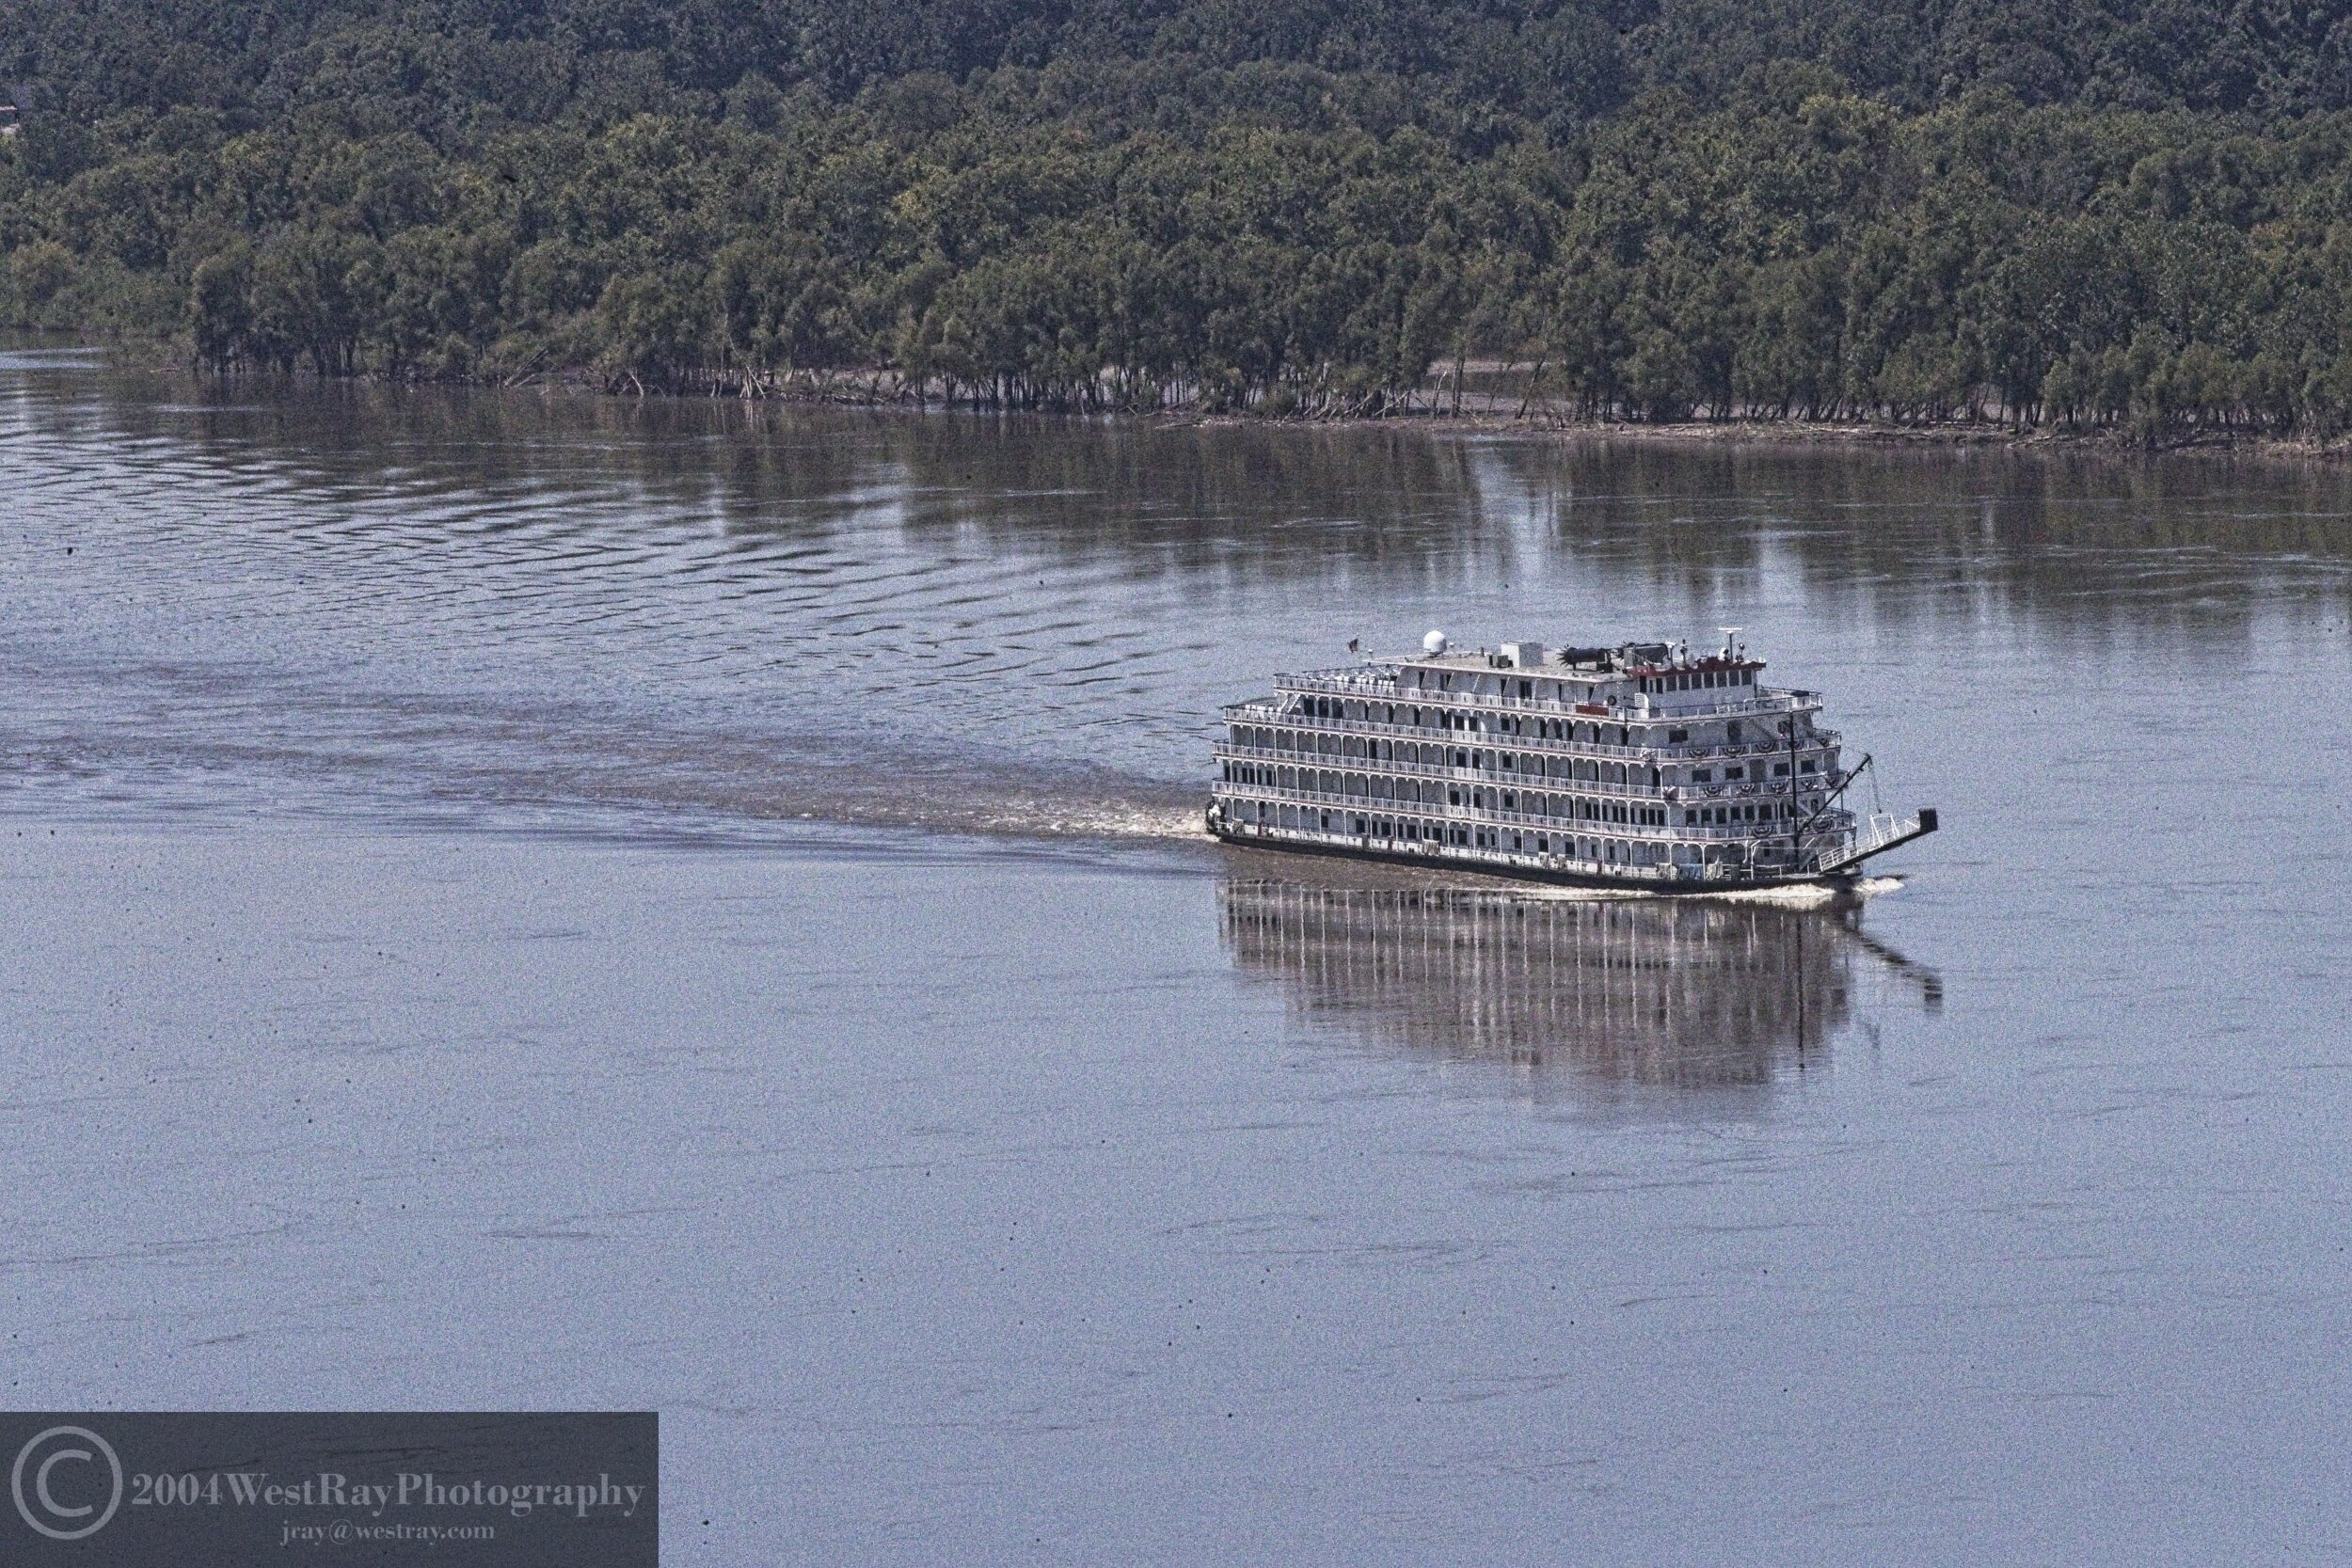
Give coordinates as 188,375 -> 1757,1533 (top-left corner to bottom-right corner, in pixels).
8,0 -> 2352,438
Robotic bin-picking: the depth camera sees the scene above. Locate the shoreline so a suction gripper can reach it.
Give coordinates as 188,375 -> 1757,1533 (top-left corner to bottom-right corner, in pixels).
1166,407 -> 2352,464
36,329 -> 2352,467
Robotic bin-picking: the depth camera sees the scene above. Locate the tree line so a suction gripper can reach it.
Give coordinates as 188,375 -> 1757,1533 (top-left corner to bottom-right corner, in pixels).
8,0 -> 2352,438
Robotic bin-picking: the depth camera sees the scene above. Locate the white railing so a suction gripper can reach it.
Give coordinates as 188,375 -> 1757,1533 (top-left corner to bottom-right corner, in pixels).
1278,668 -> 1821,723
1212,740 -> 1843,807
1815,810 -> 1932,873
1219,703 -> 1839,766
1213,741 -> 1659,797
1211,778 -> 1852,846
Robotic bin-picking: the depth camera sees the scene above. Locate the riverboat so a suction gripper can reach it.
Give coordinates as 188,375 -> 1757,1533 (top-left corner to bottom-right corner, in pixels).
1207,631 -> 1936,890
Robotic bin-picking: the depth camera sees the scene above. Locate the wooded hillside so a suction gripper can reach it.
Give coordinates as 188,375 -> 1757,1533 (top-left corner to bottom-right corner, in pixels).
8,0 -> 2352,436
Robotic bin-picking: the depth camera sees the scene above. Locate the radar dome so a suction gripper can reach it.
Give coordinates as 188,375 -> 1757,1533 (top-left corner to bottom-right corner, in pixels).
1422,629 -> 1449,655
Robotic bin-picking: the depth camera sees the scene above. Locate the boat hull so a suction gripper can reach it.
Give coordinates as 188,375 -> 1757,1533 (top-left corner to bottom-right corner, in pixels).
1205,814 -> 1862,894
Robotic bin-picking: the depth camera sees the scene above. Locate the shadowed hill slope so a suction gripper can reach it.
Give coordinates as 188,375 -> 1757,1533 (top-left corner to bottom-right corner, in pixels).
7,0 -> 2352,437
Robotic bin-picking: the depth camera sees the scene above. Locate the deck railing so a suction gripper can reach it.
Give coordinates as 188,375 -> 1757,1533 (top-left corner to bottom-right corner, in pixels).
1219,700 -> 1839,767
1276,668 -> 1822,723
1210,738 -> 1840,800
1211,778 -> 1853,847
1813,809 -> 1935,873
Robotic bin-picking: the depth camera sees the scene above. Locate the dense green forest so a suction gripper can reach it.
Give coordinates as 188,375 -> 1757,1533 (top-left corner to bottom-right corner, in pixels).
8,0 -> 2352,436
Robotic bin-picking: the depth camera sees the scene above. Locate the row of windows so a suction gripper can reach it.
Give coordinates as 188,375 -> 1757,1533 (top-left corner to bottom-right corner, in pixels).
1692,800 -> 1795,826
1317,676 -> 1759,728
1251,727 -> 1654,777
1300,695 -> 1644,745
1219,800 -> 1762,866
1251,737 -> 1816,784
1638,667 -> 1755,694
1403,666 -> 1755,703
1220,765 -> 1809,829
1269,706 -> 1797,758
1226,739 -> 1824,789
1692,759 -> 1820,782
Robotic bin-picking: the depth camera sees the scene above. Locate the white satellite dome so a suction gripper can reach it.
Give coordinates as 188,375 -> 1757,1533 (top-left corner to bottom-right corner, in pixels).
1422,629 -> 1449,655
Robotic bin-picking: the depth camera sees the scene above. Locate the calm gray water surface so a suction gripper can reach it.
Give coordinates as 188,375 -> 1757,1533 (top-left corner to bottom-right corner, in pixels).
6,347 -> 2352,1564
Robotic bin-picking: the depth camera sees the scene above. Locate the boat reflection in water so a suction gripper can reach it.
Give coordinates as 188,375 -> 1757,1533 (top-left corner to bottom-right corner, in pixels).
1217,860 -> 1939,1098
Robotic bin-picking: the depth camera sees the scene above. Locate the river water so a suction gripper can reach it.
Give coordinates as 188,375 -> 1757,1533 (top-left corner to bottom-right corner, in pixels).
5,346 -> 2350,1564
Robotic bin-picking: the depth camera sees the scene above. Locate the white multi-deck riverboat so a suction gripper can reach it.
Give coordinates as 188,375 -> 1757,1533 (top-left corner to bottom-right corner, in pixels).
1208,631 -> 1936,890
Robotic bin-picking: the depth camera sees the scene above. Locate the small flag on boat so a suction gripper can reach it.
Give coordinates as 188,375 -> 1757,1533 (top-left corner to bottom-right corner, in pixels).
1347,638 -> 1359,654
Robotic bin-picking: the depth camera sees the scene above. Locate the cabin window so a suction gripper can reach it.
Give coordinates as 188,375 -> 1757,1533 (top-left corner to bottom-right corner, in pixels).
1518,679 -> 1532,698
1801,759 -> 1818,773
1772,762 -> 1789,776
1668,728 -> 1688,743
1692,768 -> 1712,783
1726,766 -> 1743,781
1448,789 -> 1461,805
1727,721 -> 1743,743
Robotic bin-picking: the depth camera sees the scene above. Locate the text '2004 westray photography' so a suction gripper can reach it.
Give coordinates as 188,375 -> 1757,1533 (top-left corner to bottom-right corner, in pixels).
2,1413 -> 654,1566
